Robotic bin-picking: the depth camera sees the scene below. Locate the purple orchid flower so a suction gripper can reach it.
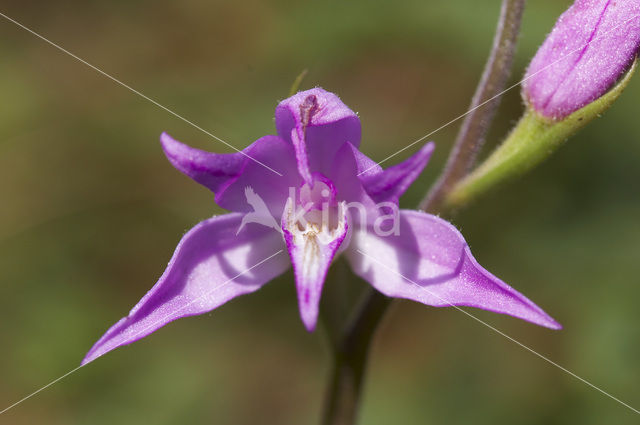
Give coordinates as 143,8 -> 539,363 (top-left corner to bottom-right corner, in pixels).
82,88 -> 560,365
523,0 -> 640,119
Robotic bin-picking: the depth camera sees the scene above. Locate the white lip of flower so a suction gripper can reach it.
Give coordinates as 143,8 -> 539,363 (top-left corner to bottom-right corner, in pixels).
283,196 -> 347,245
283,196 -> 348,284
282,176 -> 349,281
285,178 -> 345,240
288,201 -> 347,242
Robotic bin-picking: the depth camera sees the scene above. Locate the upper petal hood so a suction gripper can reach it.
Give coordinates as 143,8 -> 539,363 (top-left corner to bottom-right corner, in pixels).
347,210 -> 560,329
275,88 -> 361,184
82,214 -> 289,364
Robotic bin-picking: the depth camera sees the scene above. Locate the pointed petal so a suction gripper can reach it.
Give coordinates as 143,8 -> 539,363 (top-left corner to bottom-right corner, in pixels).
346,210 -> 560,329
360,142 -> 435,204
327,143 -> 393,236
82,214 -> 289,364
161,133 -> 300,217
160,132 -> 245,193
348,145 -> 382,178
331,142 -> 434,207
275,88 -> 361,183
281,199 -> 349,331
213,137 -> 301,219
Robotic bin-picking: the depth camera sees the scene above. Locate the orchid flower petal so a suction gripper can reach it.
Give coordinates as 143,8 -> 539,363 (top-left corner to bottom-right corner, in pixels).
275,88 -> 361,184
214,136 -> 301,219
359,142 -> 435,204
330,142 -> 434,207
330,142 -> 379,208
82,214 -> 289,364
162,133 -> 300,217
348,146 -> 383,178
282,198 -> 349,331
346,210 -> 561,329
161,132 -> 244,194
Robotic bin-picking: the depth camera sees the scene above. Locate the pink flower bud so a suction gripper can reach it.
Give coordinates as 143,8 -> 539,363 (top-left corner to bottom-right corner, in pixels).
523,0 -> 640,119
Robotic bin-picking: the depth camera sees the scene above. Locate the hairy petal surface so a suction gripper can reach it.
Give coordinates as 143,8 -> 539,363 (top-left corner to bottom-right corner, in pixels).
347,210 -> 561,329
523,0 -> 640,119
275,88 -> 361,183
83,214 -> 289,364
282,199 -> 348,331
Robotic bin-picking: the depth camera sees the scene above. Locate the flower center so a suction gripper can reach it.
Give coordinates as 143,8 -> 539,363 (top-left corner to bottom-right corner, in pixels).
299,177 -> 335,211
284,175 -> 344,244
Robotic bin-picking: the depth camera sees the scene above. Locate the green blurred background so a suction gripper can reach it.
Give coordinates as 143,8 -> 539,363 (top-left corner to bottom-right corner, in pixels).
1,0 -> 639,423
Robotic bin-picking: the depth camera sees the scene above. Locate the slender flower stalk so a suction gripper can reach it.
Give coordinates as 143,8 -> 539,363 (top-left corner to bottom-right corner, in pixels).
322,285 -> 390,425
421,0 -> 526,213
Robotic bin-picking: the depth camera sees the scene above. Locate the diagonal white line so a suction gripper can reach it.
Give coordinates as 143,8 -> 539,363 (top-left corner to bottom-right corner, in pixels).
0,249 -> 284,416
0,366 -> 84,417
94,249 -> 284,356
0,11 -> 283,177
356,248 -> 640,415
358,14 -> 640,175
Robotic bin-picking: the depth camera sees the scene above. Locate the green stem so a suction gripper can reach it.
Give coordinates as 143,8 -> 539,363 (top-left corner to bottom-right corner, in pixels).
446,59 -> 637,209
445,109 -> 545,208
420,0 -> 525,213
321,290 -> 390,425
